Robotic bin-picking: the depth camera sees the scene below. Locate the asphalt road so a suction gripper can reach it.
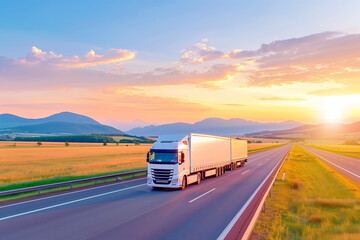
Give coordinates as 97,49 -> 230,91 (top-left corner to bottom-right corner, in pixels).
0,144 -> 292,240
299,145 -> 360,184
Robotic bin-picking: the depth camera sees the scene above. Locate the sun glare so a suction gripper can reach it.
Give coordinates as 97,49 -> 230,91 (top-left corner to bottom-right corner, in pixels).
321,95 -> 360,124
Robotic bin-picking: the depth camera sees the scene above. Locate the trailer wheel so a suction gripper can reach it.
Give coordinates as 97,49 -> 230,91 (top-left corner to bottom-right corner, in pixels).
222,167 -> 225,175
197,172 -> 201,184
201,171 -> 205,180
215,168 -> 219,178
181,176 -> 187,190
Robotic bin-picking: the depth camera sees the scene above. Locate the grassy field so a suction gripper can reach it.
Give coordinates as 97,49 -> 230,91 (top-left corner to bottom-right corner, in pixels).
310,144 -> 360,159
248,143 -> 286,153
0,143 -> 151,190
251,144 -> 360,240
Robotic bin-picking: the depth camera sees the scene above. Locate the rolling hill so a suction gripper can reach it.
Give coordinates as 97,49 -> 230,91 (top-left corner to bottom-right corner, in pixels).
0,112 -> 122,135
0,111 -> 100,129
246,121 -> 360,139
8,122 -> 122,135
126,118 -> 303,136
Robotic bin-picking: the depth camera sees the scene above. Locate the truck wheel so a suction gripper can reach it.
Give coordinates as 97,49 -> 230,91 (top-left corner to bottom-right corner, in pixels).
215,168 -> 219,178
181,176 -> 186,190
202,171 -> 205,180
197,172 -> 201,184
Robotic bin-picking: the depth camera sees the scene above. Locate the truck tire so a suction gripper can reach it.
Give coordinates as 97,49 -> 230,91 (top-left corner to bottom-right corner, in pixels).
215,168 -> 219,178
202,171 -> 206,180
197,172 -> 201,184
181,176 -> 187,190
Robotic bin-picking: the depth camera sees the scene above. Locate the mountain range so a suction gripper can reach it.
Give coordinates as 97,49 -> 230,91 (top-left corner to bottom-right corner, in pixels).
246,121 -> 360,139
126,118 -> 303,136
0,112 -> 123,135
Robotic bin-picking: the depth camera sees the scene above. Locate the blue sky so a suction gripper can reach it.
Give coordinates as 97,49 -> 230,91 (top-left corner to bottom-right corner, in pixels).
1,0 -> 360,125
2,0 -> 360,62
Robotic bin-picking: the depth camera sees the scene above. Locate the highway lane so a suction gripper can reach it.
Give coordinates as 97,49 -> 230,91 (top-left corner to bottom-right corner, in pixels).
299,145 -> 360,184
0,144 -> 291,240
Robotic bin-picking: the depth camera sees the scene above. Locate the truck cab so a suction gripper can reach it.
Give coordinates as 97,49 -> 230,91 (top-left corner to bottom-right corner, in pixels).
147,135 -> 189,189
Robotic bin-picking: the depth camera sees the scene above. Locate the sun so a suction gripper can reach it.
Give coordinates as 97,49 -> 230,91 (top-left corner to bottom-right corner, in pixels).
323,99 -> 342,124
321,95 -> 360,124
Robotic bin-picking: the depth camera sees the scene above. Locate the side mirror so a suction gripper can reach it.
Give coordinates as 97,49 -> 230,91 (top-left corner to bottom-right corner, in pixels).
146,152 -> 150,162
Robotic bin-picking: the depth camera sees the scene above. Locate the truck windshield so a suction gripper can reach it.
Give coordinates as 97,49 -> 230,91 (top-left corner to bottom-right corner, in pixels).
149,151 -> 178,164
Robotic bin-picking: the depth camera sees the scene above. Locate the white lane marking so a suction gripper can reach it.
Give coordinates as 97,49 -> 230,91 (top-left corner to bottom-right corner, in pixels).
257,163 -> 262,166
0,177 -> 146,210
217,147 -> 290,240
0,184 -> 146,221
301,146 -> 360,180
241,170 -> 250,175
189,188 -> 216,203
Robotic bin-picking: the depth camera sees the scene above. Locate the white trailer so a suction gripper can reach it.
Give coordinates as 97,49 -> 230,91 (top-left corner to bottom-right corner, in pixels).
146,133 -> 247,190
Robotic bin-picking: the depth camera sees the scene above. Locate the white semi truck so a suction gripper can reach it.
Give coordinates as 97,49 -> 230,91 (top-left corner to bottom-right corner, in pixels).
146,133 -> 247,190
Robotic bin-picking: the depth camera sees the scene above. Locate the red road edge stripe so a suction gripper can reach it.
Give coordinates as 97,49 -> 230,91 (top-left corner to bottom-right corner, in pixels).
224,145 -> 292,240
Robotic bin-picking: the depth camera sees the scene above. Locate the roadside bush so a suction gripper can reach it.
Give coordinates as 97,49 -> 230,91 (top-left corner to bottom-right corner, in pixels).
308,214 -> 322,224
343,139 -> 359,145
65,141 -> 69,147
291,179 -> 301,190
37,142 -> 42,146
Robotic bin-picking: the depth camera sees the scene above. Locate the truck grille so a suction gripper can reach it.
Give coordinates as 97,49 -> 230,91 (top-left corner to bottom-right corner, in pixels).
151,169 -> 173,185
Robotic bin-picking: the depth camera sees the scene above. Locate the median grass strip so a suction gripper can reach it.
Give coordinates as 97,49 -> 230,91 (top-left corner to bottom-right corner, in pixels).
250,144 -> 360,240
248,143 -> 287,154
310,144 -> 360,159
0,171 -> 146,203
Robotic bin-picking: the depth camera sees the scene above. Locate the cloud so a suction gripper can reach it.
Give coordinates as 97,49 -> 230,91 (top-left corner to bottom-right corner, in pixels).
0,94 -> 212,113
23,46 -> 136,67
2,32 -> 360,95
179,32 -> 360,94
0,54 -> 242,91
221,103 -> 244,107
180,41 -> 226,64
259,97 -> 306,101
238,32 -> 360,88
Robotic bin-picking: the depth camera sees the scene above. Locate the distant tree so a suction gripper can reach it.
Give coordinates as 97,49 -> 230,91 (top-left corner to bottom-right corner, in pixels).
134,141 -> 140,146
256,140 -> 262,143
37,142 -> 42,146
116,142 -> 119,146
65,141 -> 69,147
103,140 -> 107,146
344,139 -> 359,145
247,140 -> 251,143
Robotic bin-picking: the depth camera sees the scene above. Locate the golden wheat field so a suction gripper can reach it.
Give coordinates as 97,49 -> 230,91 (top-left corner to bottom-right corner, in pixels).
0,143 -> 151,185
0,141 -> 282,186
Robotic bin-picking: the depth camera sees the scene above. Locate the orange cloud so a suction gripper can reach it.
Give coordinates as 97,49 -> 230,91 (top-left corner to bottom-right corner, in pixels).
259,97 -> 306,101
24,46 -> 136,67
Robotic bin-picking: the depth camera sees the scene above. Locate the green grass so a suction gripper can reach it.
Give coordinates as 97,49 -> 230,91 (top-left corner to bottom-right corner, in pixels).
310,144 -> 360,159
251,144 -> 360,240
0,167 -> 146,192
0,171 -> 146,203
248,143 -> 287,154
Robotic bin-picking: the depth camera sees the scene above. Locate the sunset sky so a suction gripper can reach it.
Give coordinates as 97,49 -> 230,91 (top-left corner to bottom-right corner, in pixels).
1,1 -> 360,129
